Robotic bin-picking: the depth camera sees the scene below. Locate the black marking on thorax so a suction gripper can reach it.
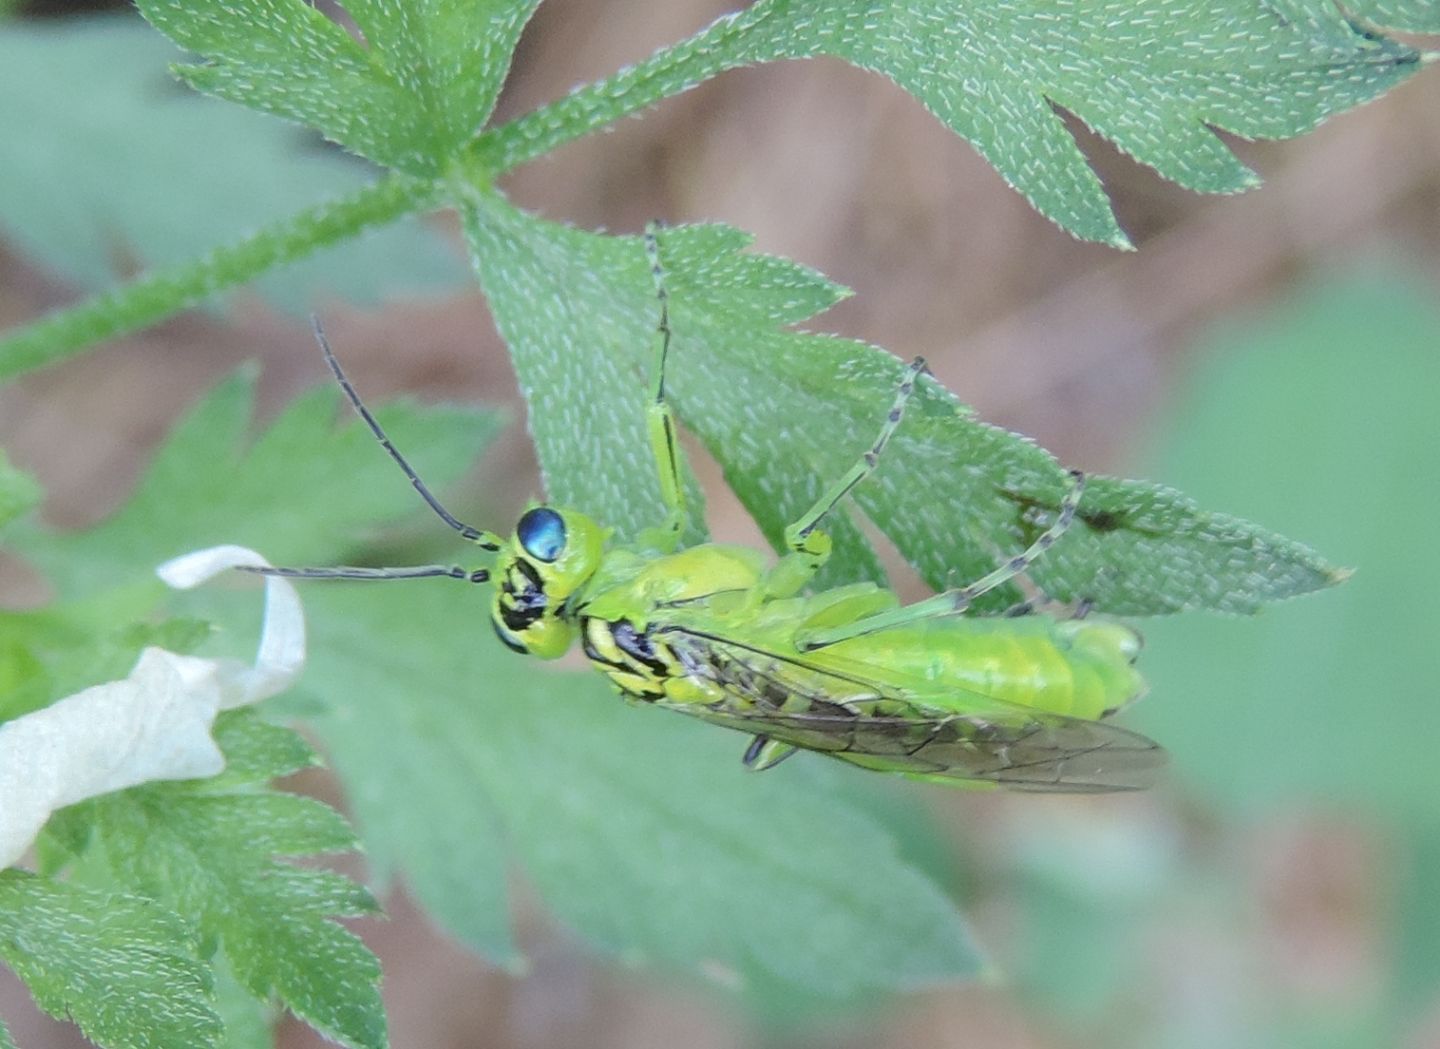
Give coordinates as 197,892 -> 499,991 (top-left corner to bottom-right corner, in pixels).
498,557 -> 547,632
611,621 -> 670,675
580,617 -> 682,702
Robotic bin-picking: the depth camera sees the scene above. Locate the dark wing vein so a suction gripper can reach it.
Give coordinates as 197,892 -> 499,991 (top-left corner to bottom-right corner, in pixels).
657,625 -> 1165,793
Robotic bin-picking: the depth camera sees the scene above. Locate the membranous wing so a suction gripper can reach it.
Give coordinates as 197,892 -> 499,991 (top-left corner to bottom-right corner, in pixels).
657,625 -> 1165,793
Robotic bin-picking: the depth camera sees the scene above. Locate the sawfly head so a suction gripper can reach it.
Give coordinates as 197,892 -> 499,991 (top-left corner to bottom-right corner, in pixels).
490,504 -> 606,659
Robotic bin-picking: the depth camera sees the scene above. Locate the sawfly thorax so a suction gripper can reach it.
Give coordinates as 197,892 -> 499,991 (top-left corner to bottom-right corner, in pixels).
490,505 -> 605,659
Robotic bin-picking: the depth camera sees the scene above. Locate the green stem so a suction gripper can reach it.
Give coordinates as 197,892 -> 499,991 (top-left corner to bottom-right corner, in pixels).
0,3 -> 784,381
472,3 -> 781,174
0,172 -> 439,383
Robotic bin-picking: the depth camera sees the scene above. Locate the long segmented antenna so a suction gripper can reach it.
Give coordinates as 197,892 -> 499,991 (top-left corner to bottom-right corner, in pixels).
310,316 -> 503,552
237,564 -> 490,583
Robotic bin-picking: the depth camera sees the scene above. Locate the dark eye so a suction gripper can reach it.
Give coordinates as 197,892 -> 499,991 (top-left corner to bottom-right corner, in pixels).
516,507 -> 566,563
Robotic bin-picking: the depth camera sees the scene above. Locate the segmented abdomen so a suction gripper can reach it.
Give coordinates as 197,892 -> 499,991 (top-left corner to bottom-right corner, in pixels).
811,617 -> 1143,720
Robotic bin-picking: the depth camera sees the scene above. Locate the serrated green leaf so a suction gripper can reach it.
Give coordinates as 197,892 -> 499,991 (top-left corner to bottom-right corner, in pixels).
13,365 -> 502,598
8,363 -> 503,1029
302,579 -> 984,999
0,1015 -> 13,1049
754,1 -> 1419,243
0,451 -> 39,533
1134,270 -> 1440,817
463,195 -> 1341,613
0,870 -> 221,1049
137,0 -> 541,176
0,18 -> 466,314
480,0 -> 1423,246
67,712 -> 386,1049
207,708 -> 318,785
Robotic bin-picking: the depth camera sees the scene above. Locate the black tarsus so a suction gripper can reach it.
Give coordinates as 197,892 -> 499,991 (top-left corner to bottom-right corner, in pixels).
742,735 -> 769,767
741,734 -> 800,771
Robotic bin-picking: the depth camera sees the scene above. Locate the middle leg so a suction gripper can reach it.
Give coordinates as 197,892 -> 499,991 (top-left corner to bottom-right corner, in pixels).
796,469 -> 1087,648
762,356 -> 928,598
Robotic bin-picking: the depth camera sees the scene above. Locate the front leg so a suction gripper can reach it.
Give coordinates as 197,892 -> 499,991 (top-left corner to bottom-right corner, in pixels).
760,526 -> 833,600
637,221 -> 690,553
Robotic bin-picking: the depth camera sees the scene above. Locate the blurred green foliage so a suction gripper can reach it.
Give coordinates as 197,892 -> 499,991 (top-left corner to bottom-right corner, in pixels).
999,269 -> 1440,1049
0,19 -> 468,315
1140,270 -> 1440,820
1140,269 -> 1440,1045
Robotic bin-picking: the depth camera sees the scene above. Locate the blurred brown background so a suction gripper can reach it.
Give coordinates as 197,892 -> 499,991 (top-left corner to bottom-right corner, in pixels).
2,1 -> 1438,1047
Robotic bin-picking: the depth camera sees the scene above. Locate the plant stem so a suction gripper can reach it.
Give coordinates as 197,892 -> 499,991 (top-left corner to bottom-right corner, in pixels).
472,3 -> 779,174
0,4 -> 784,379
0,172 -> 438,383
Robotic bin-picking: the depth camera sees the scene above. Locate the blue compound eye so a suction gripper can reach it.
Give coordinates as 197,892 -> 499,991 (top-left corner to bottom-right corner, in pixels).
516,507 -> 566,563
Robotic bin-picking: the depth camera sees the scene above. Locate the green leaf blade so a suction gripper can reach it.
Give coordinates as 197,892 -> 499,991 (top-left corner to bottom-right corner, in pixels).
461,197 -> 711,547
0,871 -> 222,1049
301,597 -> 521,965
74,713 -> 388,1049
463,196 -> 1342,613
763,0 -> 1419,242
137,0 -> 541,175
220,866 -> 384,1049
488,683 -> 983,996
346,0 -> 543,154
210,954 -> 276,1049
480,0 -> 1423,245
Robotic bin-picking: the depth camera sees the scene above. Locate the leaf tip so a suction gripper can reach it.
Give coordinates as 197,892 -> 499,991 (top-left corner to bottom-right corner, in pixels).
1326,565 -> 1356,586
1236,167 -> 1264,192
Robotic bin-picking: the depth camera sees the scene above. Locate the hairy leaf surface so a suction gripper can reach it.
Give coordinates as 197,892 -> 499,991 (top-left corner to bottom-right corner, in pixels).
465,198 -> 1342,612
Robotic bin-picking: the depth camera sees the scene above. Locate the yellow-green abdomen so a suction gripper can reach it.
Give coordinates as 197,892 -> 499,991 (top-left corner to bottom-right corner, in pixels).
820,616 -> 1145,720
